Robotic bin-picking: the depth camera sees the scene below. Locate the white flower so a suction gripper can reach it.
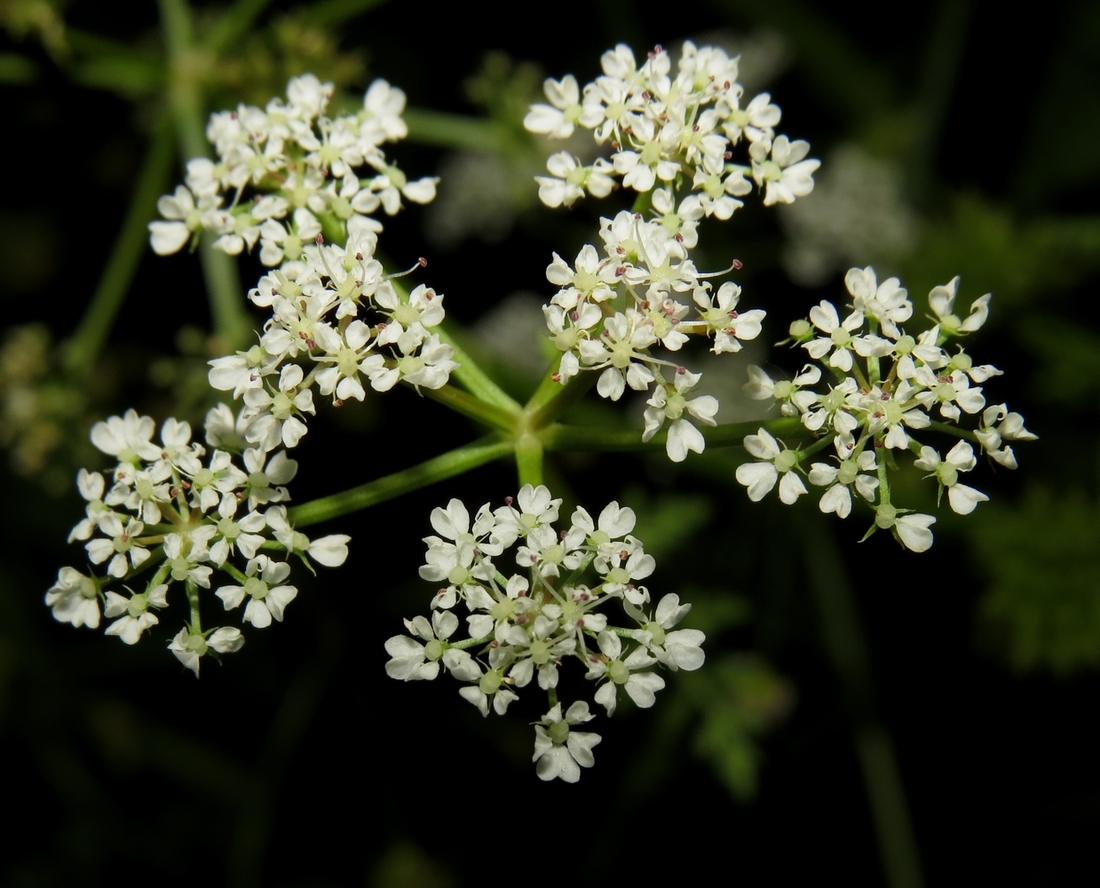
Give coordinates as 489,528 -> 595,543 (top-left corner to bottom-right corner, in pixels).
807,439 -> 879,519
90,409 -> 163,464
874,504 -> 935,553
641,369 -> 718,462
359,79 -> 408,144
215,555 -> 298,628
85,514 -> 150,579
45,567 -> 100,629
535,154 -> 614,207
458,668 -> 519,717
168,626 -> 245,677
264,506 -> 351,567
589,630 -> 664,716
68,469 -> 110,542
691,281 -> 765,354
735,429 -> 807,504
844,266 -> 911,338
913,440 -> 989,515
103,584 -> 168,644
384,611 -> 475,681
751,136 -> 819,205
975,403 -> 1036,469
803,300 -> 865,372
928,277 -> 990,336
532,702 -> 602,783
148,186 -> 227,255
630,594 -> 705,672
524,75 -> 600,139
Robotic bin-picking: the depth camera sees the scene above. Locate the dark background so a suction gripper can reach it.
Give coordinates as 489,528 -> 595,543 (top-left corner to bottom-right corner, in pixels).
2,1 -> 1098,885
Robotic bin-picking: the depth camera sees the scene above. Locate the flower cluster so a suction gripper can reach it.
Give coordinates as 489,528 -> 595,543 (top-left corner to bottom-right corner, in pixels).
151,74 -> 456,454
735,268 -> 1036,551
527,42 -> 818,460
525,41 -> 816,208
46,406 -> 349,674
385,484 -> 705,782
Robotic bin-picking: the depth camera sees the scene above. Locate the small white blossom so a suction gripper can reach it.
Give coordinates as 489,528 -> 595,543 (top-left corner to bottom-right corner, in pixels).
45,567 -> 101,629
736,429 -> 807,504
168,626 -> 245,677
532,702 -> 602,783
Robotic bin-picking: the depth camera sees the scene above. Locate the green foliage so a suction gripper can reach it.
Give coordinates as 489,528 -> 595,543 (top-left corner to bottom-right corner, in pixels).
972,487 -> 1100,674
686,654 -> 795,800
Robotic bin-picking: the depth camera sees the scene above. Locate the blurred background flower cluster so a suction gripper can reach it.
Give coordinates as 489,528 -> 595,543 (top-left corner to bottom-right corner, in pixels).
1,0 -> 1098,885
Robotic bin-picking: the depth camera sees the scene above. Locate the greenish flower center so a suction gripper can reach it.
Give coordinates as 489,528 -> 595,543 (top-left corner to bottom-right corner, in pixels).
548,720 -> 570,745
774,450 -> 798,473
245,577 -> 267,599
479,671 -> 502,695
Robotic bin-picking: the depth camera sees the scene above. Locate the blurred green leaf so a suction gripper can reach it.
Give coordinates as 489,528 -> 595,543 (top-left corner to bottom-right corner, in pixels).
973,487 -> 1100,674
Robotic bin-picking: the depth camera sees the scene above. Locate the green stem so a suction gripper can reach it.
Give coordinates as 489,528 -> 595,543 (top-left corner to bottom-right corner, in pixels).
403,108 -> 507,152
302,0 -> 394,28
925,420 -> 979,444
515,431 -> 544,487
63,109 -> 176,376
380,274 -> 517,414
418,383 -> 517,432
200,234 -> 251,347
799,513 -> 926,888
287,435 -> 512,527
875,442 -> 892,506
159,0 -> 251,348
540,416 -> 804,453
186,579 -> 202,630
205,0 -> 274,53
447,632 -> 493,651
526,364 -> 598,429
796,431 -> 837,462
433,324 -> 520,413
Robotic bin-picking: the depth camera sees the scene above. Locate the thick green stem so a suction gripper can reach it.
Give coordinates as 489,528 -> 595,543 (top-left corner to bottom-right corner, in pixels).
404,108 -> 507,152
205,0 -> 274,53
159,0 -> 251,348
799,514 -> 926,888
525,364 -> 598,429
515,432 -> 544,487
199,234 -> 251,348
540,416 -> 804,453
63,110 -> 176,376
433,324 -> 520,413
287,436 -> 512,527
381,270 -> 517,414
418,383 -> 517,432
303,0 -> 396,27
